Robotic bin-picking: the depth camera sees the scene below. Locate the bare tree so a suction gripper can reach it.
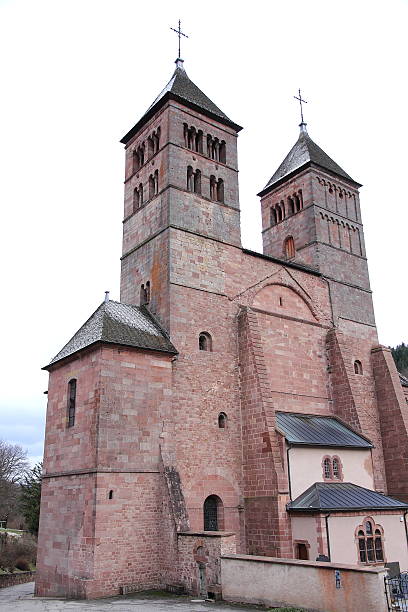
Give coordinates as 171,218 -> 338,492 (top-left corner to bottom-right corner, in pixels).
0,440 -> 29,483
0,441 -> 29,525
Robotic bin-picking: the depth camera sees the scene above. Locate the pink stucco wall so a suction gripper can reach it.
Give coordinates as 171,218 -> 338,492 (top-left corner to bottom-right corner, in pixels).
288,446 -> 374,500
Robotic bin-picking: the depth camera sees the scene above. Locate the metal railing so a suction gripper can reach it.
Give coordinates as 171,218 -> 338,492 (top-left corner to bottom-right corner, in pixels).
385,572 -> 408,611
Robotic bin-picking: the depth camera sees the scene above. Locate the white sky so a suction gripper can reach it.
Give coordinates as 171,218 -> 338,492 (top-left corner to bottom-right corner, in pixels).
1,0 -> 407,464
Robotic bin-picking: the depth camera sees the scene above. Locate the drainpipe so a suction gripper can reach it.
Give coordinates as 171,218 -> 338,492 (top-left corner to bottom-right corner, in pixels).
324,514 -> 331,561
403,511 -> 408,552
286,445 -> 293,500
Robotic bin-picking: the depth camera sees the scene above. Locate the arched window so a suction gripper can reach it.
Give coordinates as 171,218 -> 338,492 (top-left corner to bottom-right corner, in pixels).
187,166 -> 194,192
149,174 -> 155,199
138,183 -> 143,207
67,379 -> 77,428
154,127 -> 161,153
108,490 -> 113,500
207,134 -> 212,157
154,170 -> 159,195
148,136 -> 154,159
284,236 -> 295,259
210,175 -> 217,200
218,412 -> 227,428
217,178 -> 224,203
133,187 -> 139,212
357,519 -> 384,564
194,169 -> 201,194
219,141 -> 226,164
332,457 -> 340,479
270,207 -> 277,226
287,197 -> 295,216
195,130 -> 203,154
203,495 -> 223,531
132,149 -> 138,174
354,360 -> 363,375
323,457 -> 331,479
199,332 -> 212,352
140,283 -> 150,306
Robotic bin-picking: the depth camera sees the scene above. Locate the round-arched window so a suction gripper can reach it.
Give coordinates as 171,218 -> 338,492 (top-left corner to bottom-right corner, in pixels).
199,332 -> 212,352
218,413 -> 227,428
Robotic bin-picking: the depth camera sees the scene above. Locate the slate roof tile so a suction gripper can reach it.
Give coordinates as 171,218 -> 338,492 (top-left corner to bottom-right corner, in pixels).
46,300 -> 177,368
121,60 -> 241,144
259,125 -> 359,195
276,412 -> 372,448
287,482 -> 408,512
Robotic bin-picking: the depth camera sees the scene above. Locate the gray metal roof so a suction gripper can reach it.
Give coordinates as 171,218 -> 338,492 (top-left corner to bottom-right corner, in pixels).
259,124 -> 359,195
276,412 -> 372,448
287,482 -> 408,512
121,60 -> 242,144
400,373 -> 408,388
45,300 -> 177,368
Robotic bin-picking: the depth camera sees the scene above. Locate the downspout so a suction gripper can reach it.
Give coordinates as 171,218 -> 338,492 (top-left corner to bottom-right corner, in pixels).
286,445 -> 293,500
324,513 -> 331,561
403,510 -> 408,552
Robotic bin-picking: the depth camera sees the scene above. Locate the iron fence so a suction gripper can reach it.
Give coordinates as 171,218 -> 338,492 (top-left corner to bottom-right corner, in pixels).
385,572 -> 408,611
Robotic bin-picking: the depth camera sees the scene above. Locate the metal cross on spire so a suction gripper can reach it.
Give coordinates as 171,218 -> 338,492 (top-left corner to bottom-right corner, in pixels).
294,88 -> 308,124
170,20 -> 189,60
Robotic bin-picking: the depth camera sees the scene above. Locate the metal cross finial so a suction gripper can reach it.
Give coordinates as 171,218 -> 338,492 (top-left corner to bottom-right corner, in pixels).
170,20 -> 189,60
294,88 -> 308,124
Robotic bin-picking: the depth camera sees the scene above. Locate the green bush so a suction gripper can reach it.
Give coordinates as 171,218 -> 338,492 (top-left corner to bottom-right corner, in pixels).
0,532 -> 37,572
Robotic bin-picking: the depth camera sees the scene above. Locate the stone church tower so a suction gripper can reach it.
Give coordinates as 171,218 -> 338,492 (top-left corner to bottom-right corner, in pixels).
36,58 -> 408,599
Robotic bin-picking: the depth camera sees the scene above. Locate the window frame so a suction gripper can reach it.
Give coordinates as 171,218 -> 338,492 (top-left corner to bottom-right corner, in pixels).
67,378 -> 77,428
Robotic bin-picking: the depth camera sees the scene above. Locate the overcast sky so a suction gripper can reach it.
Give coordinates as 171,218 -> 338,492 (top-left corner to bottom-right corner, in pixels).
1,0 -> 407,464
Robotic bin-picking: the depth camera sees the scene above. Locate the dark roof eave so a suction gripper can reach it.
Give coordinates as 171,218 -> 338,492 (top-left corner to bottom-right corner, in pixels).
287,505 -> 408,513
121,92 -> 243,145
286,442 -> 373,449
242,248 -> 321,277
43,339 -> 178,371
257,161 -> 363,198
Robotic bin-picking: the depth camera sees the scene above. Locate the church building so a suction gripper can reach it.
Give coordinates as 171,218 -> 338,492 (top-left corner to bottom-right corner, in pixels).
36,54 -> 408,599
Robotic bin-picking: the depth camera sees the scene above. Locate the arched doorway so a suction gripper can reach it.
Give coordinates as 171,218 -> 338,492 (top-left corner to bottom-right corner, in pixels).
203,495 -> 223,531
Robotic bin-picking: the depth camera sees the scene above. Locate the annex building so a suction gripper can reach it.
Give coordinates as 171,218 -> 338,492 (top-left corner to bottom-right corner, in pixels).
36,56 -> 408,599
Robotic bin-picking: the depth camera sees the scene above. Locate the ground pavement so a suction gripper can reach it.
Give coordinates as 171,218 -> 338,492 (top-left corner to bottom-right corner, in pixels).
0,582 -> 273,611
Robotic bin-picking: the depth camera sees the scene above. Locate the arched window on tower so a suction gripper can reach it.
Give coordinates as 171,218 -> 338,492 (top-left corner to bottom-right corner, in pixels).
199,332 -> 212,351
138,183 -> 143,207
187,166 -> 194,192
149,174 -> 155,199
219,141 -> 226,164
147,135 -> 154,159
133,187 -> 139,213
67,379 -> 77,428
195,130 -> 203,154
203,495 -> 224,531
270,207 -> 277,227
354,360 -> 363,375
218,412 -> 227,428
287,196 -> 295,216
210,175 -> 217,200
284,236 -> 295,259
217,178 -> 224,203
154,170 -> 158,195
194,169 -> 201,194
140,282 -> 150,306
293,193 -> 301,212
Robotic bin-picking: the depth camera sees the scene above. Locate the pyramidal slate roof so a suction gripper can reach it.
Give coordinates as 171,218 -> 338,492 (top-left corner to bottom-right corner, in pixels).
276,412 -> 372,448
45,300 -> 177,368
287,482 -> 408,513
258,124 -> 360,196
121,60 -> 242,144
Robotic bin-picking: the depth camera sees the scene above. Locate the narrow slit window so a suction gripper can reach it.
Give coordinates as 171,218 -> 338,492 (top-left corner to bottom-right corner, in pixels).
67,379 -> 77,428
218,413 -> 227,428
354,360 -> 363,375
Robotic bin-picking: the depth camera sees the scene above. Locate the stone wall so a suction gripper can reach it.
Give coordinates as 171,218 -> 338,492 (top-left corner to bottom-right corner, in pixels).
0,571 -> 36,589
221,554 -> 388,612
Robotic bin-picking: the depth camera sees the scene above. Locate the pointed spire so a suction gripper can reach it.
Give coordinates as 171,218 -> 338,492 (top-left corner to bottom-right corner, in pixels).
121,61 -> 242,144
258,125 -> 360,196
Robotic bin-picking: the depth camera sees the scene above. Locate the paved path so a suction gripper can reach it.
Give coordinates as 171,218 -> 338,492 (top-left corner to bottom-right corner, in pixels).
0,583 -> 266,611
